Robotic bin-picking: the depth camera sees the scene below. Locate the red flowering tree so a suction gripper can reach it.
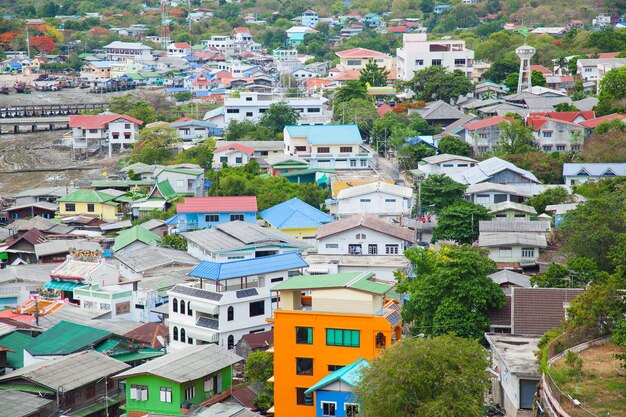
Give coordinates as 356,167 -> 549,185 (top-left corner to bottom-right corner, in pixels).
30,36 -> 55,54
0,31 -> 21,49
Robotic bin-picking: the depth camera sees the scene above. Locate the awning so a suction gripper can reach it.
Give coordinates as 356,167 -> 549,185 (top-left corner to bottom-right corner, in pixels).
112,350 -> 165,363
306,267 -> 329,274
190,300 -> 219,315
43,280 -> 86,291
185,327 -> 219,342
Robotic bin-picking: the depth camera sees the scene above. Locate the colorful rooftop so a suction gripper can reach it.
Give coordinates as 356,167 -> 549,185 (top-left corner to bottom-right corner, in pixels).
259,197 -> 334,229
113,225 -> 161,252
188,252 -> 308,281
271,271 -> 392,295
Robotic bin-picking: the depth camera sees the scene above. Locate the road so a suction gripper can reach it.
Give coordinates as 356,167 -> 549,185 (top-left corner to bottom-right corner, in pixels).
362,143 -> 402,182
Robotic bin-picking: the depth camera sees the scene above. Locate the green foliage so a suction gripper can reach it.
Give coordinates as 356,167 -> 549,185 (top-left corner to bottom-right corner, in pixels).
213,3 -> 241,21
401,66 -> 473,102
587,27 -> 626,53
359,60 -> 390,87
564,350 -> 584,380
503,72 -> 519,91
438,135 -> 472,157
502,151 -> 571,184
370,112 -> 409,152
260,102 -> 300,134
554,103 -> 579,112
224,119 -> 275,141
109,94 -> 157,124
174,91 -> 192,102
419,174 -> 467,215
354,335 -> 489,417
161,234 -> 188,251
333,80 -> 369,106
565,275 -> 626,334
332,98 -> 377,136
398,143 -> 436,170
485,59 -> 519,83
253,392 -> 274,412
397,245 -> 504,339
130,126 -> 179,165
527,186 -> 571,214
594,119 -> 626,135
596,66 -> 626,116
432,201 -> 492,244
170,140 -> 216,170
531,257 -> 605,288
494,120 -> 535,155
530,70 -> 547,87
244,350 -> 274,383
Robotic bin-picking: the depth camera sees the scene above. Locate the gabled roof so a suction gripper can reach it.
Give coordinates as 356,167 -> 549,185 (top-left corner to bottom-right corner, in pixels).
68,114 -> 143,129
5,201 -> 57,213
59,189 -> 118,203
335,47 -> 390,59
578,113 -> 626,129
284,124 -> 363,145
24,320 -> 111,356
272,271 -> 392,295
305,358 -> 369,394
421,153 -> 477,165
414,100 -> 465,121
337,181 -> 412,200
189,252 -> 308,280
488,270 -> 531,288
316,213 -> 415,242
149,180 -> 177,201
156,166 -> 204,176
562,163 -> 626,176
0,331 -> 34,368
7,228 -> 47,248
260,197 -> 333,229
123,322 -> 169,349
113,225 -> 161,252
478,232 -> 547,248
114,245 -> 198,272
466,182 -> 531,197
479,220 -> 550,233
450,157 -> 540,185
0,389 -> 53,417
176,196 -> 258,213
464,116 -> 513,131
265,155 -> 309,167
7,217 -> 55,232
214,143 -> 255,155
114,344 -> 242,384
527,111 -> 595,123
526,116 -> 583,130
0,350 -> 129,392
488,201 -> 537,215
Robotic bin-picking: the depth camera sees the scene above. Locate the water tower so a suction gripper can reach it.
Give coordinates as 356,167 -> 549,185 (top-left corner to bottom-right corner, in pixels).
516,44 -> 536,93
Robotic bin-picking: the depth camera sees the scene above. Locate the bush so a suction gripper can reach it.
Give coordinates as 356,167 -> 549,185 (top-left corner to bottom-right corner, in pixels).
253,392 -> 273,412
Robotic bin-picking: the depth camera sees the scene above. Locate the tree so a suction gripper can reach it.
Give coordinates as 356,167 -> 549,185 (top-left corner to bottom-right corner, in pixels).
333,98 -> 377,136
170,140 -> 216,169
419,174 -> 466,214
402,66 -> 473,102
354,335 -> 489,417
432,201 -> 492,244
244,350 -> 274,383
503,72 -> 519,91
370,112 -> 409,152
484,59 -> 519,83
397,143 -> 436,170
580,130 -> 626,163
224,119 -> 274,141
109,94 -> 156,124
397,245 -> 504,339
594,119 -> 626,135
494,120 -> 535,154
174,91 -> 192,102
530,70 -> 547,87
161,234 -> 187,251
334,80 -> 369,106
30,36 -> 55,54
554,102 -> 578,112
531,257 -> 605,288
260,102 -> 300,134
213,3 -> 241,21
359,60 -> 390,87
527,186 -> 570,214
438,135 -> 472,157
131,125 -> 179,164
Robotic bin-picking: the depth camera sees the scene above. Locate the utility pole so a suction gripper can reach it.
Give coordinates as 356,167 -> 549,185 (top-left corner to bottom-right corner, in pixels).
26,26 -> 31,58
415,174 -> 425,243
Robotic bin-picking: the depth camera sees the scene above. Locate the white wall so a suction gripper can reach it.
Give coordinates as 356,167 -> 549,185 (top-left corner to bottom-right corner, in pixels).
337,191 -> 411,217
318,227 -> 410,255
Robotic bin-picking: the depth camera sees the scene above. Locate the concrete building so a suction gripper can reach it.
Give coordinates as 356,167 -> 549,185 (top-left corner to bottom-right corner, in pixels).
302,9 -> 319,28
335,47 -> 394,71
103,41 -> 153,62
153,166 -> 205,197
527,116 -> 585,152
335,181 -> 413,218
396,33 -> 474,80
465,183 -> 531,206
577,58 -> 626,84
167,253 -> 308,350
212,143 -> 254,169
68,114 -> 143,158
167,42 -> 192,57
562,163 -> 626,185
418,154 -> 478,175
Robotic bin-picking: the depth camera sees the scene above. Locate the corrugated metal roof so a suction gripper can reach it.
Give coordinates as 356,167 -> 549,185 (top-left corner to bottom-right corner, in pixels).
466,182 -> 531,197
176,196 -> 258,213
115,246 -> 198,272
272,271 -> 391,295
284,124 -> 363,145
114,344 -> 242,384
488,201 -> 537,215
113,225 -> 160,252
337,181 -> 412,200
563,162 -> 626,177
170,285 -> 223,301
478,232 -> 547,247
451,157 -> 539,185
0,388 -> 53,417
317,212 -> 415,242
0,332 -> 34,368
479,220 -> 550,233
488,270 -> 531,287
24,320 -> 111,356
305,358 -> 369,394
34,239 -> 101,257
188,252 -> 308,280
59,189 -> 118,203
259,197 -> 333,229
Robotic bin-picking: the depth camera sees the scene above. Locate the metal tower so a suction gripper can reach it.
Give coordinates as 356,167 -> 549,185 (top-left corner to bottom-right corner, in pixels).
516,44 -> 536,93
161,0 -> 171,48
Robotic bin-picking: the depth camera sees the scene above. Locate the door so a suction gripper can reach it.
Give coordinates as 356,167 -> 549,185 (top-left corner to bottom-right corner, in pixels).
519,379 -> 538,409
217,373 -> 223,393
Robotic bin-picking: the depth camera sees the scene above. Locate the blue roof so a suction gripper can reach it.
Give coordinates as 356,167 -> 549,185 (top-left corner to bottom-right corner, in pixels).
166,87 -> 190,92
284,124 -> 363,145
405,135 -> 438,149
90,61 -> 111,68
188,252 -> 308,280
171,120 -> 218,128
260,197 -> 334,229
305,359 -> 370,394
8,62 -> 21,69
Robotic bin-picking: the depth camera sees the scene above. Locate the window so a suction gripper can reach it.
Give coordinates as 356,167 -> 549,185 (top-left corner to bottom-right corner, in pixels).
431,59 -> 442,66
543,145 -> 553,151
228,335 -> 234,350
246,97 -> 253,101
350,160 -> 357,167
227,306 -> 234,321
325,243 -> 339,249
246,112 -> 253,117
296,327 -> 313,344
188,301 -> 192,316
173,326 -> 179,341
173,298 -> 178,313
87,203 -> 95,212
130,385 -> 148,401
296,357 -> 313,375
226,108 -> 240,113
317,147 -> 330,153
307,108 -> 321,113
230,214 -> 244,221
375,332 -> 386,348
160,387 -> 172,403
543,131 -> 553,138
442,163 -> 454,168
295,146 -> 307,152
361,160 -> 368,167
384,198 -> 396,203
347,59 -> 361,66
326,329 -> 360,347
125,124 -> 131,129
522,248 -> 535,258
340,146 -> 353,153
385,244 -> 399,254
64,203 -> 76,212
249,300 -> 265,317
322,402 -> 337,416
360,198 -> 371,203
220,156 -> 228,163
205,214 -> 219,222
180,299 -> 186,315
346,403 -> 360,416
355,233 -> 366,239
235,157 -> 243,164
271,277 -> 284,283
89,129 -> 98,134
296,388 -> 313,406
180,328 -> 186,343
176,180 -> 184,187
556,145 -> 566,151
571,145 -> 580,151
328,365 -> 344,372
185,384 -> 195,401
499,247 -> 513,258
454,58 -> 466,65
368,244 -> 378,255
415,59 -> 424,65
478,133 -> 488,139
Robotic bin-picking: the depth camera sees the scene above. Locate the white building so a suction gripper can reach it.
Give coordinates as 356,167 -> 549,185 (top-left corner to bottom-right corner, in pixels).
418,153 -> 478,175
316,213 -> 415,255
335,47 -> 394,71
302,9 -> 319,28
335,181 -> 413,218
167,42 -> 192,57
465,182 -> 531,206
396,33 -> 474,80
577,58 -> 626,83
182,221 -> 310,262
68,114 -> 143,158
153,166 -> 205,197
167,252 -> 308,350
202,36 -> 235,53
0,264 -> 53,307
103,41 -> 153,63
212,143 -> 254,168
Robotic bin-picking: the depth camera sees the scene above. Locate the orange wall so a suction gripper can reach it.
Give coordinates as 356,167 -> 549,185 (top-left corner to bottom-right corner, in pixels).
272,310 -> 397,417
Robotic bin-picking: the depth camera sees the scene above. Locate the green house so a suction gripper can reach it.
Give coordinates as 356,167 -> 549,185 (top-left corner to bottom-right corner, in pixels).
114,344 -> 242,416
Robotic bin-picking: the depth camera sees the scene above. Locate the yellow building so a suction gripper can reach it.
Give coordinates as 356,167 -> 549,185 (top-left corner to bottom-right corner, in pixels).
268,272 -> 401,417
58,189 -> 120,220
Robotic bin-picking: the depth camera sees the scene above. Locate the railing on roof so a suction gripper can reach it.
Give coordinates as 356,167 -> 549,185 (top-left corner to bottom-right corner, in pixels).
540,326 -> 608,417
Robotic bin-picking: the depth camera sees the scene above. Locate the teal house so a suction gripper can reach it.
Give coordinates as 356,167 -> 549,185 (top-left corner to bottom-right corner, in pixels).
114,344 -> 243,416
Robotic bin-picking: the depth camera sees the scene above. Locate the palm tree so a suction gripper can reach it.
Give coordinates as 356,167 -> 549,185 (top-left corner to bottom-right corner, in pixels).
555,56 -> 568,75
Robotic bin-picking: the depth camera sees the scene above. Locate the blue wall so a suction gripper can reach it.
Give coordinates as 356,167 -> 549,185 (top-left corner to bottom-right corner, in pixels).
180,211 -> 256,230
315,391 -> 359,417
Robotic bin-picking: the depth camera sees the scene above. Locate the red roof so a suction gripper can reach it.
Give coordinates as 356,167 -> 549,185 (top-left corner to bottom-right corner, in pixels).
530,65 -> 552,75
526,116 -> 582,130
528,111 -> 595,123
578,113 -> 626,129
598,52 -> 620,59
124,322 -> 169,349
464,116 -> 513,131
387,26 -> 409,33
569,20 -> 583,24
335,47 -> 389,59
171,42 -> 191,49
233,27 -> 251,34
214,143 -> 254,155
176,196 -> 258,213
68,114 -> 143,129
377,103 -> 392,118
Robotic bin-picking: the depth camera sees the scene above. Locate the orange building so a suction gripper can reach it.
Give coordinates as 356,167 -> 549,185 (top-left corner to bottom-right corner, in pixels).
267,272 -> 402,417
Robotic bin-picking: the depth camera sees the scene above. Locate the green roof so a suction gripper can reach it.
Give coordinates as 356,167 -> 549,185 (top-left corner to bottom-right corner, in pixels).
271,159 -> 309,168
159,167 -> 204,176
95,338 -> 121,353
0,383 -> 55,395
280,168 -> 336,177
24,320 -> 111,356
305,358 -> 369,394
112,349 -> 165,363
155,180 -> 177,200
43,280 -> 87,291
91,180 -> 154,188
70,395 -> 121,417
59,189 -> 117,203
0,332 -> 34,368
271,271 -> 391,295
113,225 -> 160,252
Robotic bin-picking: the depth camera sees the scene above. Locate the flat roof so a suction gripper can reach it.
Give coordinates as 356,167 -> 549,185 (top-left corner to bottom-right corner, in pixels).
485,333 -> 540,376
